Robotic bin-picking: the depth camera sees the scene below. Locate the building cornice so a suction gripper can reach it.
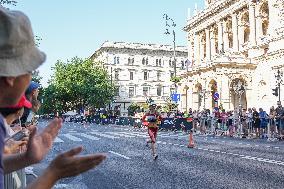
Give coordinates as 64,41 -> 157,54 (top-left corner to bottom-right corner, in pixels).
184,0 -> 248,33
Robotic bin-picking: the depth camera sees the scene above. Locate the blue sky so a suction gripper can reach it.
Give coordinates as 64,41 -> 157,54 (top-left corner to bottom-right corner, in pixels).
12,0 -> 204,86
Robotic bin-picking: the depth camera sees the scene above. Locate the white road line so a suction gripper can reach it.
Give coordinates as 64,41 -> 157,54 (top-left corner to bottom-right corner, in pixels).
77,133 -> 100,140
157,141 -> 162,144
274,147 -> 280,149
180,144 -> 185,147
63,134 -> 82,142
109,151 -> 131,160
173,144 -> 179,146
162,142 -> 167,145
106,132 -> 135,138
255,145 -> 259,147
266,146 -> 271,148
90,132 -> 119,139
54,137 -> 64,143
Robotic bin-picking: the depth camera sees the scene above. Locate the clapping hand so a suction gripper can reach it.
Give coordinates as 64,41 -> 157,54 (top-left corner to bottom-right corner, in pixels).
46,146 -> 106,180
25,118 -> 62,164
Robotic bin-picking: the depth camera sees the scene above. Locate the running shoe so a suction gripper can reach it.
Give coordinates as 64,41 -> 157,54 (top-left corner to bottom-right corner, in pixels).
153,154 -> 158,160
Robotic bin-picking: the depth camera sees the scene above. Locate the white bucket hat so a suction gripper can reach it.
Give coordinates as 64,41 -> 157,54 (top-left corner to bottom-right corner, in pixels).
0,7 -> 46,77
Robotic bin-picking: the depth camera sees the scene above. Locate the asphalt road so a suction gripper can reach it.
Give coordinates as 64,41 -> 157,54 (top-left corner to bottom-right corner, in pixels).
31,120 -> 284,189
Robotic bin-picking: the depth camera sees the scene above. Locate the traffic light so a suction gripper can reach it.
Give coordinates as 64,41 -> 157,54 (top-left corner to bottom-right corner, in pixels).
272,87 -> 278,96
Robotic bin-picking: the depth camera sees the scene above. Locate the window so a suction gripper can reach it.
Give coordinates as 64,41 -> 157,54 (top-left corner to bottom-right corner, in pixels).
156,59 -> 159,66
129,87 -> 134,97
116,57 -> 119,64
132,58 -> 134,65
142,58 -> 145,65
128,57 -> 131,65
157,71 -> 161,81
115,70 -> 119,80
144,72 -> 148,80
159,59 -> 162,66
163,86 -> 167,95
143,87 -> 149,96
130,71 -> 133,80
169,59 -> 172,67
115,86 -> 120,96
146,58 -> 148,65
170,72 -> 174,78
157,86 -> 162,96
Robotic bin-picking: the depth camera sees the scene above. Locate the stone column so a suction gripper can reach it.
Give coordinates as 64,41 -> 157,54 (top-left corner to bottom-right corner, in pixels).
238,14 -> 244,50
205,28 -> 211,61
268,0 -> 284,36
218,21 -> 223,53
210,29 -> 216,56
255,15 -> 263,41
194,33 -> 200,66
223,20 -> 229,51
200,33 -> 205,61
232,13 -> 239,51
249,2 -> 256,46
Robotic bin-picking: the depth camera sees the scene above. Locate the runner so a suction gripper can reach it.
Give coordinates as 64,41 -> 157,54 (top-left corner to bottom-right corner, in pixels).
142,102 -> 161,160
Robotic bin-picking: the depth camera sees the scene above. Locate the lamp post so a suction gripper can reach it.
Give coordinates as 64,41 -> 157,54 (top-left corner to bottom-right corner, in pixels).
274,69 -> 283,104
163,14 -> 177,93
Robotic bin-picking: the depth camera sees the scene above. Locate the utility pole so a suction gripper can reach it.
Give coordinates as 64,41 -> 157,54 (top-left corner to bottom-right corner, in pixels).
163,13 -> 177,92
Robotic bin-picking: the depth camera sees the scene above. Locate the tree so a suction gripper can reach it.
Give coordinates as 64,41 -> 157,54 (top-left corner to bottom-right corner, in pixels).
0,0 -> 17,6
41,57 -> 115,114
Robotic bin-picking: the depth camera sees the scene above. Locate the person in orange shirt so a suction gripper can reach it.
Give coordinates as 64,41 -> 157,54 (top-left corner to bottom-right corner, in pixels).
142,102 -> 161,160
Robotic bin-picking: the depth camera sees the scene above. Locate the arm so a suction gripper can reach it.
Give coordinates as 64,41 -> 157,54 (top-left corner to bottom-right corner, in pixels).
3,118 -> 62,173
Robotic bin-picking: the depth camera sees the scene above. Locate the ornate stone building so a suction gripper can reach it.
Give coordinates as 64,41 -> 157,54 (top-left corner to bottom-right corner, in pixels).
178,0 -> 284,112
91,41 -> 187,115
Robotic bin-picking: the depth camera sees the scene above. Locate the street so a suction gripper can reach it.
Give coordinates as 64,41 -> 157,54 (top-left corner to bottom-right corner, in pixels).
34,121 -> 284,189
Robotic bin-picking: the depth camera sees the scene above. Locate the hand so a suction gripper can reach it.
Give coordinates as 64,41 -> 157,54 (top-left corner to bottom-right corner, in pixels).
46,146 -> 106,181
4,140 -> 27,154
25,118 -> 62,164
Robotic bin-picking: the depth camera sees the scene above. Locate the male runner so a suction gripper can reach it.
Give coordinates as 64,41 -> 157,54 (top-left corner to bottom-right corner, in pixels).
142,102 -> 161,160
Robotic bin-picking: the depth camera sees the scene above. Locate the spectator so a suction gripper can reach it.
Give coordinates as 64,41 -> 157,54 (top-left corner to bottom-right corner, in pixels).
0,7 -> 106,189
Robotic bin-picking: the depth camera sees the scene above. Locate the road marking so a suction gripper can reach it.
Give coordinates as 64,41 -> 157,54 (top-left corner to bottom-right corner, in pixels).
162,142 -> 167,145
63,134 -> 82,141
109,151 -> 131,160
106,132 -> 135,138
54,137 -> 64,143
91,132 -> 119,139
77,133 -> 100,140
255,145 -> 259,147
274,147 -> 280,149
266,146 -> 270,148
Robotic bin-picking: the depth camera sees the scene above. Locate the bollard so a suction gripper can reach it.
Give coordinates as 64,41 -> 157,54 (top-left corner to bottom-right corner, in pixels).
187,130 -> 195,148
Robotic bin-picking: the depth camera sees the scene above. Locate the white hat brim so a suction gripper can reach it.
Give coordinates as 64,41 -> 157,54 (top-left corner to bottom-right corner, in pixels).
0,46 -> 46,77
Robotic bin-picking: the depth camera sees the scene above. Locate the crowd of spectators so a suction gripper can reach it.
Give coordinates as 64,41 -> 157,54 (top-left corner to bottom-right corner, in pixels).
0,7 -> 106,189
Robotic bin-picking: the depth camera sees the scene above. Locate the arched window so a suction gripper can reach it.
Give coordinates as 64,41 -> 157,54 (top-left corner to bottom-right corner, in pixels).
142,58 -> 145,65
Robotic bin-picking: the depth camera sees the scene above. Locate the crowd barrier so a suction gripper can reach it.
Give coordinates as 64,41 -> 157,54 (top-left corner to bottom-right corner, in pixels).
94,117 -> 194,131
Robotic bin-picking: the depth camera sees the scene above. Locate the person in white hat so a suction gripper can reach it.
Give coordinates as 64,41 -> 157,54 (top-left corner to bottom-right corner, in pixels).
0,7 -> 106,189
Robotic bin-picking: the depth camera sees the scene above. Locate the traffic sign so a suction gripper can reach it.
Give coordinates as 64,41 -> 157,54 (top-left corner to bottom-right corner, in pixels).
213,92 -> 219,101
171,94 -> 181,102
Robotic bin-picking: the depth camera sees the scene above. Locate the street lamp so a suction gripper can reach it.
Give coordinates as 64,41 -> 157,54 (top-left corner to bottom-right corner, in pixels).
163,14 -> 177,91
232,80 -> 245,112
274,69 -> 283,104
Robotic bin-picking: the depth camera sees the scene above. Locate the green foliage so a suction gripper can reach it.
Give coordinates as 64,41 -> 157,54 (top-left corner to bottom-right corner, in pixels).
162,97 -> 178,112
127,103 -> 141,116
170,76 -> 181,83
0,0 -> 17,6
41,57 -> 115,114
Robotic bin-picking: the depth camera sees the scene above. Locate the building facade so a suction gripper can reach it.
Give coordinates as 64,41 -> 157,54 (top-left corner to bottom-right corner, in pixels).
91,41 -> 188,115
178,0 -> 284,112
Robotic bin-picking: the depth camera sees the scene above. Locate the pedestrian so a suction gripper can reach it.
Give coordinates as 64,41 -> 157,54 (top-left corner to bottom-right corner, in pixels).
259,108 -> 268,138
142,102 -> 161,160
0,7 -> 106,189
269,106 -> 277,138
252,107 -> 260,138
